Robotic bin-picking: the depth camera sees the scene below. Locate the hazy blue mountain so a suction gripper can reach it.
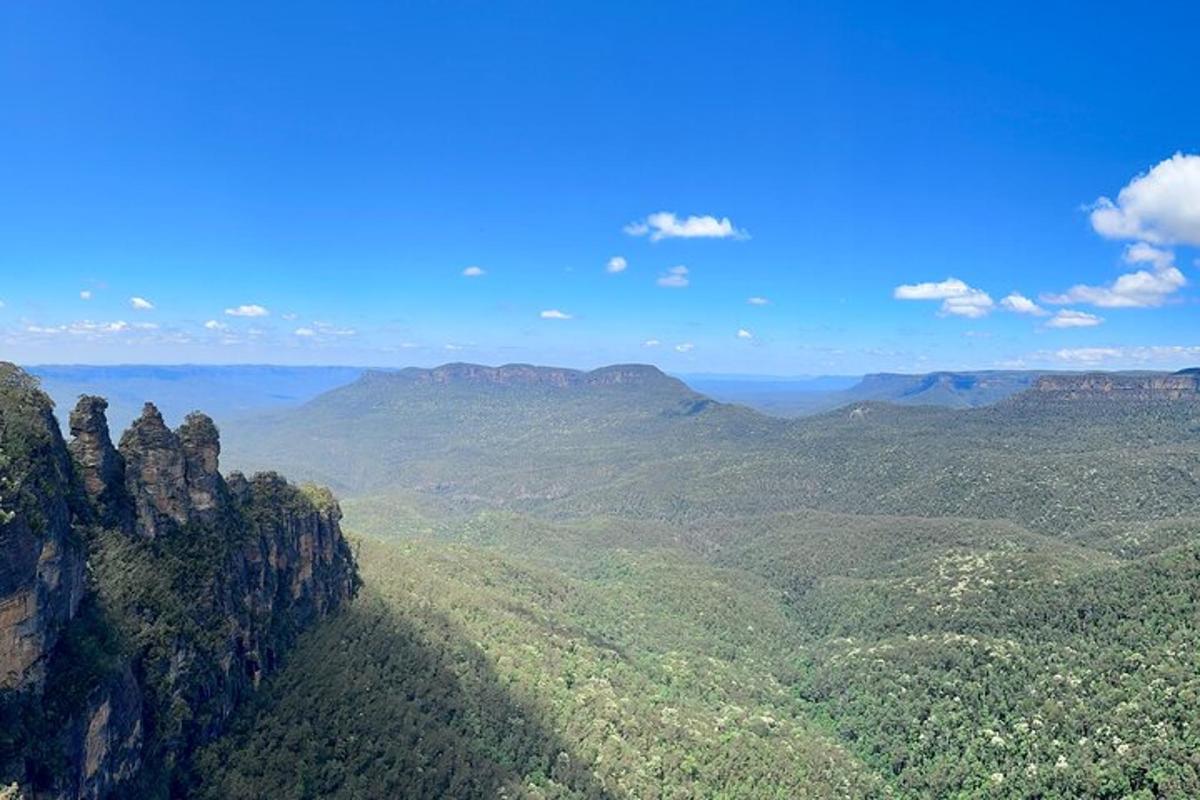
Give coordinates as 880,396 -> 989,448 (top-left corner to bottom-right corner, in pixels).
27,364 -> 368,430
689,370 -> 1047,416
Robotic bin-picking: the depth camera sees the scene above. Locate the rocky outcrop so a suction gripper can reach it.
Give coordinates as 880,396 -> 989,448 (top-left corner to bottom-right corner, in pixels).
1030,371 -> 1200,401
68,397 -> 132,533
0,364 -> 358,799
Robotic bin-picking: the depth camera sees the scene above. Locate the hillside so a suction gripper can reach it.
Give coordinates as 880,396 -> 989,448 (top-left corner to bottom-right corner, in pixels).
194,360 -> 1200,797
225,362 -> 1200,534
0,364 -> 358,798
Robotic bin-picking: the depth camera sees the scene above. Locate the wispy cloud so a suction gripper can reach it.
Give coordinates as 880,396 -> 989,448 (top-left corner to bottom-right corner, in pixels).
747,296 -> 770,306
80,290 -> 92,301
737,328 -> 753,339
656,265 -> 689,288
129,296 -> 154,310
1045,309 -> 1103,328
462,265 -> 486,277
203,320 -> 227,331
624,212 -> 748,241
1047,344 -> 1200,365
674,342 -> 695,353
539,309 -> 572,320
225,304 -> 270,317
642,338 -> 661,348
1090,153 -> 1200,246
893,277 -> 994,318
606,256 -> 627,274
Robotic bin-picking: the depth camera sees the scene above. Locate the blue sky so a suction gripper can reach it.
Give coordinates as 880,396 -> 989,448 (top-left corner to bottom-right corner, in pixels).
2,1 -> 1199,374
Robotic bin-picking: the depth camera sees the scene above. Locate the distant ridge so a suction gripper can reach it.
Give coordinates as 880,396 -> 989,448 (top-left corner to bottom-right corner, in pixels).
367,362 -> 682,389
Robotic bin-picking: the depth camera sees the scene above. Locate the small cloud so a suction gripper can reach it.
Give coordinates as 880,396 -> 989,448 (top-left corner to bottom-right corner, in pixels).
225,304 -> 269,317
203,320 -> 227,331
674,342 -> 695,353
747,296 -> 770,306
737,329 -> 753,339
539,309 -> 573,320
1046,309 -> 1104,328
606,256 -> 627,274
894,277 -> 993,318
642,339 -> 661,348
624,212 -> 749,241
462,266 -> 486,277
282,312 -> 299,321
999,292 -> 1047,316
1043,243 -> 1185,308
444,343 -> 464,351
893,278 -> 970,300
80,290 -> 92,301
129,296 -> 154,310
657,265 -> 690,288
294,327 -> 316,337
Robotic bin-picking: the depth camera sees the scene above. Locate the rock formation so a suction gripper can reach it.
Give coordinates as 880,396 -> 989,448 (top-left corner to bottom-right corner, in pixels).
0,364 -> 358,799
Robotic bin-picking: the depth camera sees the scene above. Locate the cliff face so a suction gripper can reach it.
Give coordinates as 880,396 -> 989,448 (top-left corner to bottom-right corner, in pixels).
1030,371 -> 1200,401
0,365 -> 359,799
0,366 -> 87,694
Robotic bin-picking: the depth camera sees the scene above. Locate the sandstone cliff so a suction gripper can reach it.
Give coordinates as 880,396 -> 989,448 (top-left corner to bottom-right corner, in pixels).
0,364 -> 358,799
1030,371 -> 1200,401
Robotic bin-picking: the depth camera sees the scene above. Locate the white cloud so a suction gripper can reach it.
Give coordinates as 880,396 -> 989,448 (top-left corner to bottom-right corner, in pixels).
894,277 -> 993,318
282,312 -> 299,321
294,327 -> 316,337
203,320 -> 227,331
657,265 -> 690,288
80,290 -> 92,301
1089,153 -> 1200,245
606,256 -> 627,274
747,296 -> 770,306
674,342 -> 695,353
893,278 -> 971,300
129,296 -> 154,310
941,289 -> 994,318
624,212 -> 748,241
225,304 -> 270,317
539,309 -> 572,320
462,266 -> 486,277
1043,243 -> 1186,308
999,292 -> 1047,316
642,339 -> 661,347
737,328 -> 753,339
1046,309 -> 1103,328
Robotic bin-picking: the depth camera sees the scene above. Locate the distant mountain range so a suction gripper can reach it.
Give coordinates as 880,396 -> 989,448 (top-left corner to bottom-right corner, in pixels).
26,364 -> 367,430
216,361 -> 1200,536
688,370 -> 1045,415
24,364 -> 1200,434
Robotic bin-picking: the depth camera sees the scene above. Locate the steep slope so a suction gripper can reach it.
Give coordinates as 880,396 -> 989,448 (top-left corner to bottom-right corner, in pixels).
0,364 -> 358,799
